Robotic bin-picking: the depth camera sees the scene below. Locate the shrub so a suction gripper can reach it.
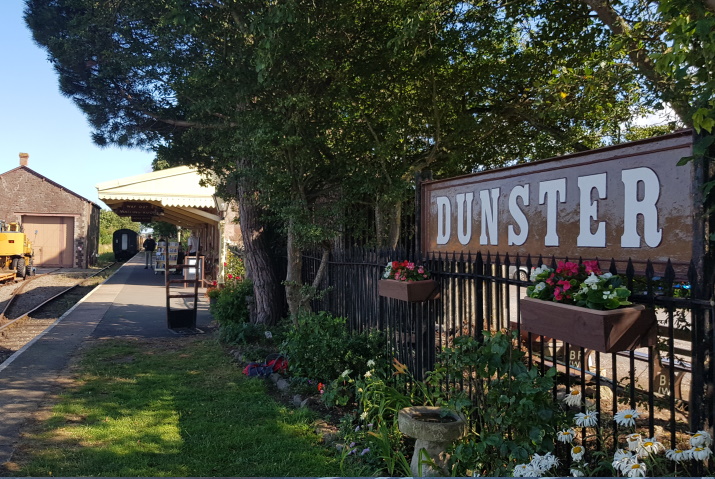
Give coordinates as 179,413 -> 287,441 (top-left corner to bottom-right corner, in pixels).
282,311 -> 385,383
210,279 -> 253,324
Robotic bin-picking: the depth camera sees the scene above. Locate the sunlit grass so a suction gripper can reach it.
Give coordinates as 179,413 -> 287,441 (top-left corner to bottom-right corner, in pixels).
10,336 -> 361,477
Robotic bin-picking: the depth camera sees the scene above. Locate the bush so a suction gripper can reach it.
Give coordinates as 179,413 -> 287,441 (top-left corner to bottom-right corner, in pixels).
282,311 -> 385,383
218,321 -> 264,345
210,279 -> 253,324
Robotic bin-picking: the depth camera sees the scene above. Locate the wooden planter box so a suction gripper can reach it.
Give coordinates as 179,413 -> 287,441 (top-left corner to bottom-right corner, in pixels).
378,279 -> 439,302
519,297 -> 656,354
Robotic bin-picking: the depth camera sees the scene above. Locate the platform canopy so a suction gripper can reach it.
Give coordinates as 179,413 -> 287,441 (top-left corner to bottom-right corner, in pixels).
96,166 -> 221,227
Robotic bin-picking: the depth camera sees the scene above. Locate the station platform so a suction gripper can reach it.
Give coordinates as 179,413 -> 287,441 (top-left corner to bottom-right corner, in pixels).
0,254 -> 213,466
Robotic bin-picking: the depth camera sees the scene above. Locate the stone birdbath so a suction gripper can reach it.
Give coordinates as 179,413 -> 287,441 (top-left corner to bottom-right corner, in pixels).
397,406 -> 466,477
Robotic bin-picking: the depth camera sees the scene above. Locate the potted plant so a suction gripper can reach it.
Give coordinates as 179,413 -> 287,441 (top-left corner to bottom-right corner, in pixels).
520,260 -> 656,353
206,282 -> 221,307
378,260 -> 439,302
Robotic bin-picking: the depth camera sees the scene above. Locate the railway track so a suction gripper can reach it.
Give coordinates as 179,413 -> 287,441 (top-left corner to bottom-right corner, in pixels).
0,264 -> 117,365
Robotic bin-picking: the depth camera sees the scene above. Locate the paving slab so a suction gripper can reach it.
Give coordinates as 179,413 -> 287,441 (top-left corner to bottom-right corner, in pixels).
0,254 -> 213,467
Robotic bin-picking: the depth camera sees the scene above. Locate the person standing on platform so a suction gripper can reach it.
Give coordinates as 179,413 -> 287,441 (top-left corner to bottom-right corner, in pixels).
187,232 -> 199,256
143,234 -> 156,269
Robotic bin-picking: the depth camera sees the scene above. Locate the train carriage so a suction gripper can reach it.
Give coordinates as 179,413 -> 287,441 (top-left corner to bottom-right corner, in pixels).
113,229 -> 139,262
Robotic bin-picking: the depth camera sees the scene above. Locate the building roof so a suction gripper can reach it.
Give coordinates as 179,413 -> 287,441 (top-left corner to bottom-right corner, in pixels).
96,166 -> 220,226
0,166 -> 101,209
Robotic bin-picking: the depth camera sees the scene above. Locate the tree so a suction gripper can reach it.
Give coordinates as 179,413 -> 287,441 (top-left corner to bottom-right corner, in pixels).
26,0 -> 668,324
99,209 -> 139,245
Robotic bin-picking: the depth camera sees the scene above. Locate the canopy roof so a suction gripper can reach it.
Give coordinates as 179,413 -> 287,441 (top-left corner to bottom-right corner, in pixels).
96,166 -> 220,227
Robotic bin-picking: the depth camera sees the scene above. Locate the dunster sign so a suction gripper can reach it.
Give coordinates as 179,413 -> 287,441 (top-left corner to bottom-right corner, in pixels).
421,130 -> 703,268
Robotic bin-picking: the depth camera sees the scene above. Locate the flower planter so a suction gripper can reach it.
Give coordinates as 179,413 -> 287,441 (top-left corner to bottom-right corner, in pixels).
519,297 -> 656,354
378,279 -> 439,302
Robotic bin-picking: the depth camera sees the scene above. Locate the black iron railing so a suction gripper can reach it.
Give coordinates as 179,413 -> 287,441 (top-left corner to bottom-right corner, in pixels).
303,248 -> 714,444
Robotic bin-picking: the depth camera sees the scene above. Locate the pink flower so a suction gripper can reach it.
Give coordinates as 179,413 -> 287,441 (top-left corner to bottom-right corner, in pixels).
556,261 -> 580,276
554,287 -> 563,301
583,260 -> 601,275
407,262 -> 415,270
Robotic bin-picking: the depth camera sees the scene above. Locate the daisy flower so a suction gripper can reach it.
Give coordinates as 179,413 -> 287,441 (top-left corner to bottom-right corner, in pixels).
513,463 -> 538,477
624,461 -> 647,477
690,430 -> 713,447
614,409 -> 641,427
665,448 -> 691,462
571,445 -> 585,461
557,428 -> 577,443
563,388 -> 582,407
612,449 -> 633,471
690,446 -> 713,461
530,452 -> 559,473
627,433 -> 643,452
574,411 -> 598,428
637,437 -> 664,458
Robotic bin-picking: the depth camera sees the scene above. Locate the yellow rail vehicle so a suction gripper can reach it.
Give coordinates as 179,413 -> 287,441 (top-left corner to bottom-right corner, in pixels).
0,222 -> 34,282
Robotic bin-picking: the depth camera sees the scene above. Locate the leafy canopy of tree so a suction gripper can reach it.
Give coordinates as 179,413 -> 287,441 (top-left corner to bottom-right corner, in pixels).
99,210 -> 139,245
24,0 -> 713,321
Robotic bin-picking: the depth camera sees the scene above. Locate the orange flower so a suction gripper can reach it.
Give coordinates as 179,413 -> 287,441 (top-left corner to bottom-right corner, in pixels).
392,358 -> 408,375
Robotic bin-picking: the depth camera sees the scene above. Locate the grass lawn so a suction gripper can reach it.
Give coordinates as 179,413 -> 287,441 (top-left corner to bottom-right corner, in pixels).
7,335 -> 365,477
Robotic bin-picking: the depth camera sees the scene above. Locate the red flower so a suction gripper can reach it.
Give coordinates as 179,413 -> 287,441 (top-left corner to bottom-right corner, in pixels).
227,273 -> 233,279
317,382 -> 325,394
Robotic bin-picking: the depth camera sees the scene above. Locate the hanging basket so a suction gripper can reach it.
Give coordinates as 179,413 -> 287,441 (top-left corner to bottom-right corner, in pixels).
519,297 -> 656,354
378,279 -> 439,302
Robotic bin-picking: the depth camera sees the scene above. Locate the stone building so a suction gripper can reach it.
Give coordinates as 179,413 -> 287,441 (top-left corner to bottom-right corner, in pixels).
0,153 -> 100,268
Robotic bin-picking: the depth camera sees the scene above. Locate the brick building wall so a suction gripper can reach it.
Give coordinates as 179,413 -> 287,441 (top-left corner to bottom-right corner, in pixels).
0,155 -> 100,268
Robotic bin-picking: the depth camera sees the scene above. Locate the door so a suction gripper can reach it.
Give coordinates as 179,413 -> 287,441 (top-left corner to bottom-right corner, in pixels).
22,216 -> 75,267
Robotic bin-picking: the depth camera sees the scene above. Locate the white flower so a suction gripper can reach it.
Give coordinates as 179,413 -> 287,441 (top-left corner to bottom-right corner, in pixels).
574,411 -> 598,428
340,369 -> 351,378
571,445 -> 585,461
534,282 -> 546,292
530,452 -> 558,473
360,411 -> 368,420
513,464 -> 538,477
666,448 -> 691,462
530,265 -> 551,282
627,433 -> 643,452
637,437 -> 664,458
599,272 -> 613,280
563,388 -> 582,407
570,468 -> 584,477
690,430 -> 713,447
366,359 -> 375,368
584,273 -> 600,285
612,449 -> 633,471
591,284 -> 599,290
690,446 -> 712,461
264,330 -> 273,339
364,370 -> 372,378
557,428 -> 577,443
614,409 -> 641,427
624,461 -> 647,477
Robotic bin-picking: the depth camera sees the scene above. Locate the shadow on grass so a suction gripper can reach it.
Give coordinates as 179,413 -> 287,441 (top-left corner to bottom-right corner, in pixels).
6,336 -> 365,477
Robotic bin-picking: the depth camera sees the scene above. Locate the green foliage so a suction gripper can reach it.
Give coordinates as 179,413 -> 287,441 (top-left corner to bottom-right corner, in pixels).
437,332 -> 564,477
282,311 -> 385,383
145,221 -> 178,241
223,248 -> 246,281
210,279 -> 254,325
99,210 -> 139,245
217,321 -> 264,346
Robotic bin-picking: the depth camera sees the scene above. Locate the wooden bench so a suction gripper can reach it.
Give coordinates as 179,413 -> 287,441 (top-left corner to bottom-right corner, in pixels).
512,319 -> 692,400
615,350 -> 691,400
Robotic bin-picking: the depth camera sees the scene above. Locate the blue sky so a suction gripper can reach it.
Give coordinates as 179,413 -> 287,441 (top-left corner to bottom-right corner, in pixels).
0,1 -> 156,209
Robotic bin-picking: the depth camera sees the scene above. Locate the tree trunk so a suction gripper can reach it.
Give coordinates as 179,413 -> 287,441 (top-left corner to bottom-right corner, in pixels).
285,218 -> 304,325
236,174 -> 282,326
388,200 -> 402,250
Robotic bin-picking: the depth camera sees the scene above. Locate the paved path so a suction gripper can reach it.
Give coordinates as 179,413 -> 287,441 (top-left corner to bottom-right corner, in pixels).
0,254 -> 212,467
